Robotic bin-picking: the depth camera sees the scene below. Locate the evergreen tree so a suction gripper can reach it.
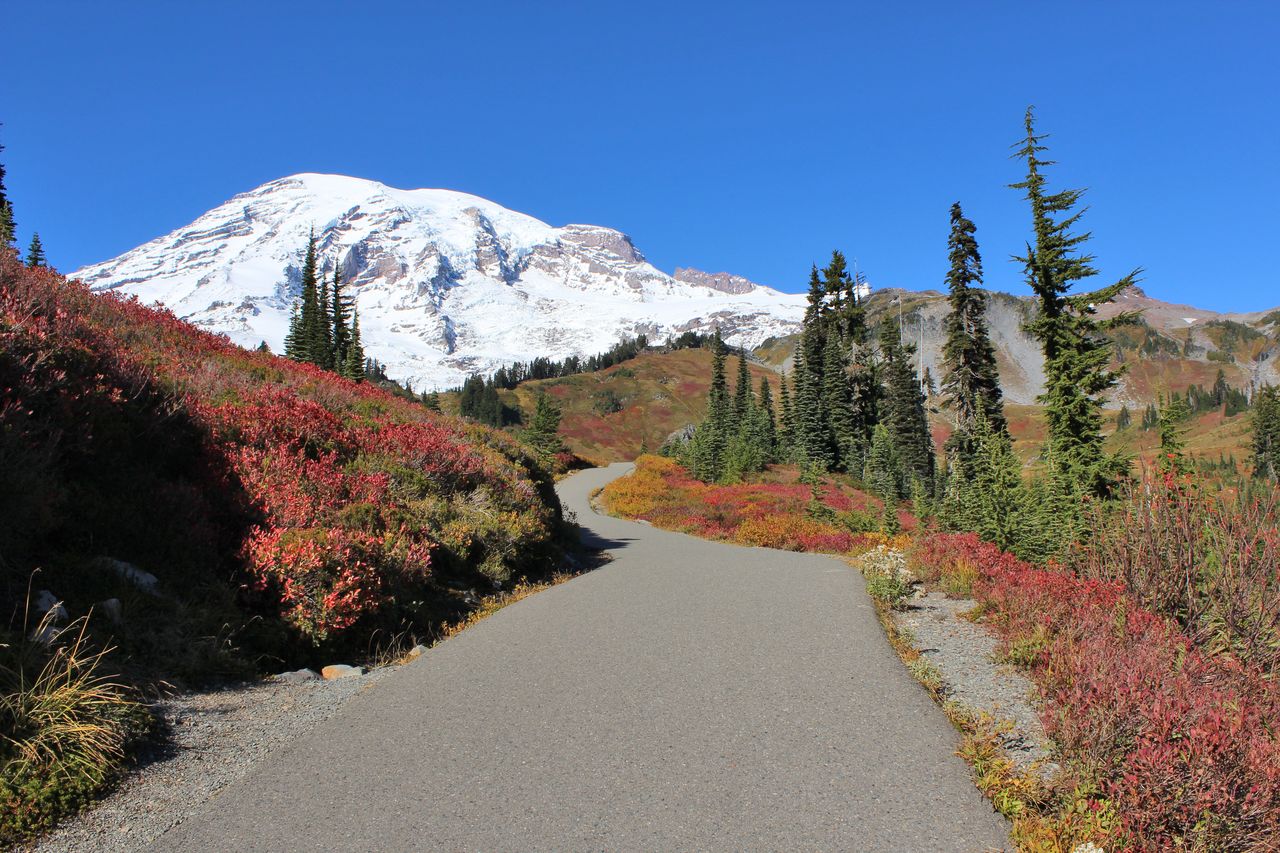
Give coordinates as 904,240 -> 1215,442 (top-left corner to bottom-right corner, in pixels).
685,329 -> 731,481
777,369 -> 794,456
316,268 -> 334,368
25,232 -> 45,268
758,376 -> 778,459
283,300 -> 304,360
1115,405 -> 1132,430
0,128 -> 13,249
289,230 -> 323,364
793,342 -> 833,469
1252,384 -> 1280,481
524,393 -> 565,457
1141,402 -> 1160,430
863,424 -> 901,500
939,202 -> 1005,479
1011,107 -> 1139,496
331,264 -> 351,370
422,391 -> 441,412
879,318 -> 935,493
821,331 -> 859,470
342,309 -> 366,382
0,203 -> 14,250
733,347 -> 753,421
1157,395 -> 1192,476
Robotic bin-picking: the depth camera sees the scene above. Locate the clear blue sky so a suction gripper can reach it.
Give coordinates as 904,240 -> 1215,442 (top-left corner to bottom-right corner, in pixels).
3,1 -> 1277,310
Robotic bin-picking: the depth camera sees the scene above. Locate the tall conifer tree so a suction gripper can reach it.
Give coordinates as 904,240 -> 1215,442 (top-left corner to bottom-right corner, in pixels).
733,347 -> 753,421
880,318 -> 935,492
1012,108 -> 1138,495
939,202 -> 1005,477
0,128 -> 13,248
1252,385 -> 1280,481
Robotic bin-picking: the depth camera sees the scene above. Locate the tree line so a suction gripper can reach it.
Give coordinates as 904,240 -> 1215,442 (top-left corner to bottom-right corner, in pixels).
677,107 -> 1280,556
283,230 -> 367,381
0,128 -> 48,270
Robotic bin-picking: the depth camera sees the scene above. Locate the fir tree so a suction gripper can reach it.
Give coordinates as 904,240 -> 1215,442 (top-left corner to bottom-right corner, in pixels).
939,202 -> 1005,478
1157,395 -> 1192,476
283,300 -> 304,359
863,423 -> 902,499
288,230 -> 323,364
0,203 -> 14,251
879,318 -> 935,493
524,393 -> 565,457
422,391 -> 441,412
342,309 -> 366,382
331,264 -> 351,370
1251,384 -> 1280,481
316,268 -> 334,368
25,232 -> 45,268
1115,405 -> 1132,430
758,375 -> 778,459
777,370 -> 794,456
793,342 -> 833,470
821,331 -> 859,470
733,347 -> 753,421
1011,107 -> 1139,496
0,128 -> 13,248
686,329 -> 731,481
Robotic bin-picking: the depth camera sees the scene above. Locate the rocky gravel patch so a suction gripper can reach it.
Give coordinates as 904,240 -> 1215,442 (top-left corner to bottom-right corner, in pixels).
896,590 -> 1056,776
24,667 -> 392,853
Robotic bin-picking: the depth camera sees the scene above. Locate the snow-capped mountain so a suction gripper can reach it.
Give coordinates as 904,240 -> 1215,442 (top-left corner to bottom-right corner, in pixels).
73,174 -> 809,389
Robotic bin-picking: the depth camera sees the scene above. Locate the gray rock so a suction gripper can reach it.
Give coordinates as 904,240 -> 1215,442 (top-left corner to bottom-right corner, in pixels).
98,598 -> 123,624
273,668 -> 320,684
34,589 -> 61,615
95,557 -> 159,592
320,664 -> 363,680
403,644 -> 429,661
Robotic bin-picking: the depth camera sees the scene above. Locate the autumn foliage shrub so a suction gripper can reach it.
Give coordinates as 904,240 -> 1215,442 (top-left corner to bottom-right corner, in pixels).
912,515 -> 1280,851
0,252 -> 563,656
601,455 -> 908,555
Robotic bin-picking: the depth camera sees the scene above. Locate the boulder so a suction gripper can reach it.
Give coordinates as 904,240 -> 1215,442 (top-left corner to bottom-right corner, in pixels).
274,668 -> 320,684
97,598 -> 123,624
403,644 -> 429,661
94,557 -> 159,593
320,664 -> 363,680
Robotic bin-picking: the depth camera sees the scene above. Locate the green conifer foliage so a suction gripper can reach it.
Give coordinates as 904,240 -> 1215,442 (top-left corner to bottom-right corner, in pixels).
524,393 -> 565,457
0,203 -> 14,250
1157,395 -> 1192,475
1011,107 -> 1139,496
879,319 -> 935,493
25,233 -> 45,268
331,265 -> 351,370
863,423 -> 902,499
1115,405 -> 1132,431
342,309 -> 366,382
733,347 -> 753,421
758,376 -> 777,459
1251,385 -> 1280,481
777,370 -> 794,456
939,202 -> 1005,478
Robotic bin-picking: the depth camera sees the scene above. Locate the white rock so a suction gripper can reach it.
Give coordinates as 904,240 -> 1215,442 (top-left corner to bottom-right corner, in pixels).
95,557 -> 159,592
404,644 -> 429,661
273,668 -> 320,684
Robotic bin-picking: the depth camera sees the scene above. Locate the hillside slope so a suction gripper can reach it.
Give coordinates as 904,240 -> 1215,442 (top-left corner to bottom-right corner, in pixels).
1,252 -> 566,681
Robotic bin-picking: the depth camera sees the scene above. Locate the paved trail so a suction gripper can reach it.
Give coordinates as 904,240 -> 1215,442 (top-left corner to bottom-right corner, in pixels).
151,464 -> 1008,852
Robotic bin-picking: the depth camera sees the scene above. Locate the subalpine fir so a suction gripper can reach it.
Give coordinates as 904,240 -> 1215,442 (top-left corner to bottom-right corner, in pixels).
1011,107 -> 1138,497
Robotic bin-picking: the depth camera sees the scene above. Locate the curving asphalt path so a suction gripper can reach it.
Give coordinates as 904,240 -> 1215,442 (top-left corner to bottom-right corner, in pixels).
150,464 -> 1009,852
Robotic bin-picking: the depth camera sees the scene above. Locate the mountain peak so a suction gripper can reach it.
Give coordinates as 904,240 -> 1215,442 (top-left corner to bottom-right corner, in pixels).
73,175 -> 805,389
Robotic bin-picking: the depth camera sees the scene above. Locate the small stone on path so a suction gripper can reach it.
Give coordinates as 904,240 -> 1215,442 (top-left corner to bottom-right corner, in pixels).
321,664 -> 362,680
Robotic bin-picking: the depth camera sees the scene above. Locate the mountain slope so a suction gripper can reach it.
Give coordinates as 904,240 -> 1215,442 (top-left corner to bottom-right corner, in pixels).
73,174 -> 806,390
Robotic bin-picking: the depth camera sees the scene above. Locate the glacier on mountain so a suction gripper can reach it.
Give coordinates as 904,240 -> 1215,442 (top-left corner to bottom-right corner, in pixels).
73,173 -> 809,390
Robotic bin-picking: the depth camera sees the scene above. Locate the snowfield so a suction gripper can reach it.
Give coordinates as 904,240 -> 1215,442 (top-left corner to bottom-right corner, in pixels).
74,174 -> 809,389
